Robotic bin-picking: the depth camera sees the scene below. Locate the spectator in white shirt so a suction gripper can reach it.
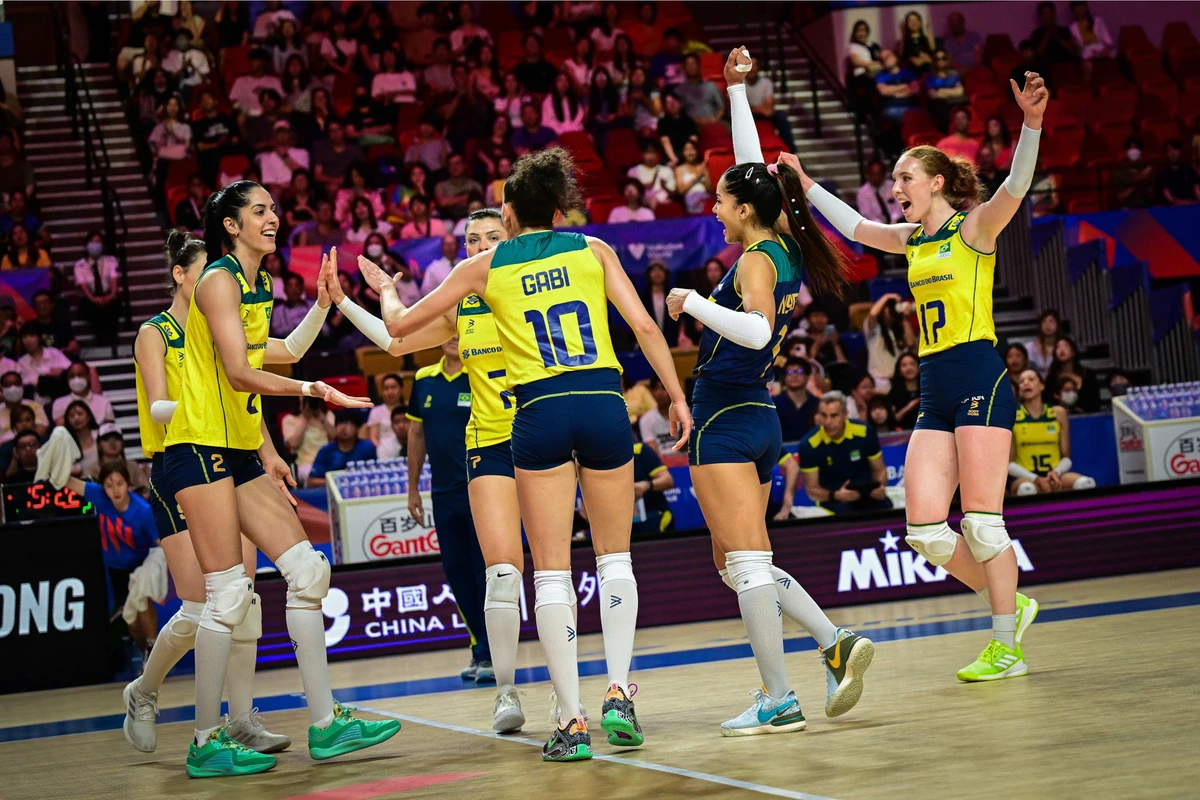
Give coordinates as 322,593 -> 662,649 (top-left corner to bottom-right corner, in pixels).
449,2 -> 493,56
256,120 -> 310,195
856,159 -> 903,223
161,29 -> 210,93
371,48 -> 418,105
638,376 -> 675,454
627,141 -> 676,208
562,37 -> 595,95
421,234 -> 461,296
149,93 -> 192,195
228,48 -> 283,116
541,72 -> 587,135
16,329 -> 70,403
252,0 -> 297,41
73,232 -> 122,349
319,15 -> 358,75
608,179 -> 656,223
52,361 -> 115,427
744,59 -> 796,152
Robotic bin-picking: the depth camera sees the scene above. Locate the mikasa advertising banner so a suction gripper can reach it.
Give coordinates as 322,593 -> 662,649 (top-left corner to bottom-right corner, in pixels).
254,481 -> 1200,667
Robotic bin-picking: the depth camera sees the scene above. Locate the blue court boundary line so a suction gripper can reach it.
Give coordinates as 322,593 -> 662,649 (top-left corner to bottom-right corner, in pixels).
3,590 -> 1197,744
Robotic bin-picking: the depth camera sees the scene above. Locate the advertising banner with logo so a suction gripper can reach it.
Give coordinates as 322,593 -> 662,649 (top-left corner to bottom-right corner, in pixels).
255,480 -> 1200,668
1112,401 -> 1147,484
0,517 -> 111,693
1111,398 -> 1200,484
330,490 -> 438,564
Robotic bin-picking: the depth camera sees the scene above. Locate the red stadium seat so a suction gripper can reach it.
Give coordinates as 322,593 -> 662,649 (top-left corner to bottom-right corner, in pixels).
1077,132 -> 1115,168
166,185 -> 190,224
704,147 -> 735,188
1066,197 -> 1103,214
164,158 -> 199,195
988,53 -> 1022,86
1039,137 -> 1078,170
698,123 -> 733,152
962,66 -> 995,97
901,108 -> 938,142
1089,58 -> 1124,90
700,52 -> 725,82
1138,115 -> 1182,153
366,143 -> 399,162
218,153 -> 251,180
1091,120 -> 1134,154
1180,89 -> 1200,127
1047,121 -> 1086,156
754,118 -> 776,139
321,376 -> 369,412
497,30 -> 525,72
983,34 -> 1015,67
1097,82 -> 1138,120
1001,105 -> 1024,135
1168,45 -> 1200,83
1119,25 -> 1155,56
604,129 -> 643,183
1138,78 -> 1181,119
1163,21 -> 1198,51
655,201 -> 685,219
1127,50 -> 1167,83
558,131 -> 597,159
1051,61 -> 1084,90
906,130 -> 941,148
1056,84 -> 1094,119
221,45 -> 252,85
969,91 -> 1007,122
395,102 -> 426,135
587,194 -> 623,224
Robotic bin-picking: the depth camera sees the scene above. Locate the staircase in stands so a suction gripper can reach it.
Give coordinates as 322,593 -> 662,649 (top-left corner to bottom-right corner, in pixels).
16,62 -> 167,458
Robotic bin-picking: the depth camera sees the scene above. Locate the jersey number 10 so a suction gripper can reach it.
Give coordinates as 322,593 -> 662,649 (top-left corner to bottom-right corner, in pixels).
525,301 -> 598,369
919,300 -> 946,347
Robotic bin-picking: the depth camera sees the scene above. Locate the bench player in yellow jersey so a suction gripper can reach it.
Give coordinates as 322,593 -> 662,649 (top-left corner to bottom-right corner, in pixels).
790,72 -> 1050,682
1009,369 -> 1095,495
322,209 -> 532,734
358,149 -> 693,762
162,182 -> 397,778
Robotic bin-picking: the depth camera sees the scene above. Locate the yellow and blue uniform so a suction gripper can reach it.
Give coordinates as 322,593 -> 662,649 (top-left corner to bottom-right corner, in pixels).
457,293 -> 516,480
135,310 -> 188,537
797,420 -> 891,515
163,254 -> 270,491
485,230 -> 631,471
906,210 -> 1015,432
690,235 -> 803,483
1013,404 -> 1062,475
632,441 -> 673,535
407,357 -> 490,662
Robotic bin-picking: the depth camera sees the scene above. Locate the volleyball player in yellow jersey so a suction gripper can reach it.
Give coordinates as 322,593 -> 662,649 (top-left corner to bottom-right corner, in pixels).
1009,369 -> 1094,495
359,149 -> 693,762
323,209 -> 531,733
120,229 -> 288,757
791,73 -> 1050,681
162,182 -> 398,779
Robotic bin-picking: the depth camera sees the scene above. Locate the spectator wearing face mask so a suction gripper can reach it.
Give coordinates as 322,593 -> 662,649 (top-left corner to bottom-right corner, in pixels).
0,371 -> 47,437
52,361 -> 114,427
74,232 -> 123,349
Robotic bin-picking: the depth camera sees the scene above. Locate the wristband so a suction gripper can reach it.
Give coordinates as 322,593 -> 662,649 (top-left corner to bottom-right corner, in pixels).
301,381 -> 315,397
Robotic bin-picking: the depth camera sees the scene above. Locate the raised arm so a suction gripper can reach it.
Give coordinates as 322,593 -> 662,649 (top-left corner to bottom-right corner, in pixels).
591,238 -> 693,450
724,46 -> 764,165
327,256 -> 456,355
360,252 -> 487,340
959,72 -> 1047,253
265,247 -> 335,364
198,269 -> 370,408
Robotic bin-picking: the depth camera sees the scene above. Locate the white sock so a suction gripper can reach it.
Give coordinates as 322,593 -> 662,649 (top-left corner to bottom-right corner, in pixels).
992,613 -> 1017,648
726,551 -> 790,699
286,608 -> 336,726
194,626 -> 233,736
140,600 -> 203,693
534,570 -> 579,726
596,552 -> 638,692
769,566 -> 837,649
194,723 -> 220,747
483,564 -> 521,689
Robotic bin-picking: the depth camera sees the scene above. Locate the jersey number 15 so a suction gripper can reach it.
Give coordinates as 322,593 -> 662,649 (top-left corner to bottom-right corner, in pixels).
525,301 -> 597,369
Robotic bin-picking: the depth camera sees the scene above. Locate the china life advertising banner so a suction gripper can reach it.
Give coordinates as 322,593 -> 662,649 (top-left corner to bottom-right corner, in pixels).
255,480 -> 1200,668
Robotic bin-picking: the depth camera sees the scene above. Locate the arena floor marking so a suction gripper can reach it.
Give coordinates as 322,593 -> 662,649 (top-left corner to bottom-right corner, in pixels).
3,589 -> 1197,744
353,705 -> 837,800
280,772 -> 485,799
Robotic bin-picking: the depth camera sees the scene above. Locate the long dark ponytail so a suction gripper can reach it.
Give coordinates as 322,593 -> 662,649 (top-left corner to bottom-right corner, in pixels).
721,162 -> 850,299
202,180 -> 262,265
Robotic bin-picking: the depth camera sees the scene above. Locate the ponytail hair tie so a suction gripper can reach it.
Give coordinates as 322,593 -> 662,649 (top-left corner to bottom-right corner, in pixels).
765,163 -> 779,177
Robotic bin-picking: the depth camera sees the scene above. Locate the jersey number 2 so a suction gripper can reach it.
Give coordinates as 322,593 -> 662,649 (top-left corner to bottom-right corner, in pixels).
919,300 -> 946,347
525,301 -> 597,368
246,393 -> 259,414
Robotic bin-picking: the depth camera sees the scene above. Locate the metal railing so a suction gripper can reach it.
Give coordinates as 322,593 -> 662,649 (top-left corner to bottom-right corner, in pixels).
50,4 -> 133,331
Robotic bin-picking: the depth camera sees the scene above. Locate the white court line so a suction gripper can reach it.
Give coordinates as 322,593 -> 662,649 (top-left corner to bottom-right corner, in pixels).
355,704 -> 838,800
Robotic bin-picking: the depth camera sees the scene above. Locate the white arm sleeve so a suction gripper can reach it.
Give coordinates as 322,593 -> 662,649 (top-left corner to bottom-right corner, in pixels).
1052,456 -> 1073,476
1001,124 -> 1041,199
727,84 -> 764,165
283,301 -> 331,359
1008,462 -> 1038,481
805,183 -> 865,241
682,292 -> 772,349
150,400 -> 177,425
337,296 -> 396,351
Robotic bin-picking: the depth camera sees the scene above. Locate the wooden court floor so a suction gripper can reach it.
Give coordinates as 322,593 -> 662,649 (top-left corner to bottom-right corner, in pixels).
2,569 -> 1198,800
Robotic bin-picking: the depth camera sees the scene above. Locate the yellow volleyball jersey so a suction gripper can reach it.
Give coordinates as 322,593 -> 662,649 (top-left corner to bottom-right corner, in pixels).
905,210 -> 997,357
165,254 -> 274,451
457,293 -> 515,448
1013,403 -> 1062,474
134,310 -> 185,457
484,231 -> 621,390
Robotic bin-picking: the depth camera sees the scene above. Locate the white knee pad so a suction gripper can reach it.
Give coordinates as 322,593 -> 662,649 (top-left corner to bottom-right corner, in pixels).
718,567 -> 734,591
199,565 -> 254,633
160,600 -> 204,649
484,564 -> 521,612
1016,481 -> 1038,496
1073,475 -> 1096,490
904,522 -> 959,567
723,551 -> 775,594
960,513 -> 1012,563
596,552 -> 636,589
276,541 -> 331,611
231,593 -> 262,644
533,570 -> 575,611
